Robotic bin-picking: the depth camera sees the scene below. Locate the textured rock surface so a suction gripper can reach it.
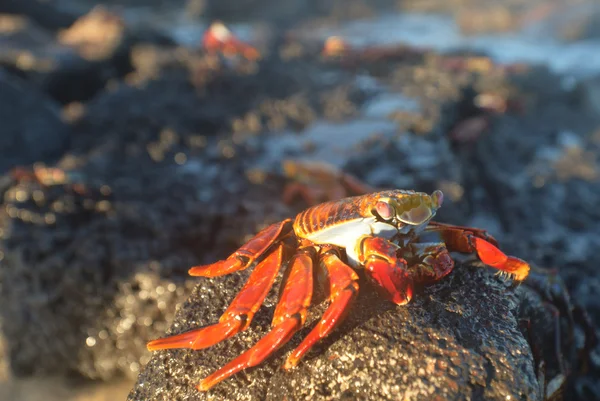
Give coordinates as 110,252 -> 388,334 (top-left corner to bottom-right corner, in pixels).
0,52 -> 365,380
128,263 -> 539,401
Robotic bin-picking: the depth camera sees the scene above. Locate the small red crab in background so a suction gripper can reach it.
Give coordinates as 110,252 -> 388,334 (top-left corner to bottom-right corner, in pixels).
281,159 -> 377,206
321,36 -> 426,67
202,21 -> 260,61
147,189 -> 530,391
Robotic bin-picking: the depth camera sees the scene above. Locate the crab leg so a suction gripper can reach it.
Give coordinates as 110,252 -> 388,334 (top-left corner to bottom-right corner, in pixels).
198,248 -> 315,390
426,224 -> 530,281
189,219 -> 292,277
427,221 -> 499,246
283,248 -> 359,370
147,244 -> 285,352
358,236 -> 414,305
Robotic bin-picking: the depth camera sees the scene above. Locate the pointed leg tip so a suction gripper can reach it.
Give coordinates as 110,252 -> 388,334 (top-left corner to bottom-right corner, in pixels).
392,293 -> 412,306
282,358 -> 297,371
189,258 -> 245,277
145,331 -> 199,351
188,265 -> 209,276
198,371 -> 225,392
146,338 -> 178,351
146,339 -> 166,351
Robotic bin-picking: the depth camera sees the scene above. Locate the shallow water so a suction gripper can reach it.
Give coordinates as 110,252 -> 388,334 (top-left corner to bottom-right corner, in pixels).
305,12 -> 600,78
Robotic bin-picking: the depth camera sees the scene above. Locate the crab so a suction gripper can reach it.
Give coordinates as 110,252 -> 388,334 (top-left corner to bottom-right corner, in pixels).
202,21 -> 260,61
281,159 -> 378,206
147,189 -> 530,391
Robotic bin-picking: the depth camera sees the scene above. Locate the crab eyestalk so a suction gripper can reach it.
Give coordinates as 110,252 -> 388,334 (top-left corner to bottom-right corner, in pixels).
431,189 -> 443,208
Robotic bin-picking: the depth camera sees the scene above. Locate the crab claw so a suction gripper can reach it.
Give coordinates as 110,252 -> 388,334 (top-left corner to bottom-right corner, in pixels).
365,258 -> 413,305
358,236 -> 413,305
472,237 -> 530,281
426,222 -> 530,281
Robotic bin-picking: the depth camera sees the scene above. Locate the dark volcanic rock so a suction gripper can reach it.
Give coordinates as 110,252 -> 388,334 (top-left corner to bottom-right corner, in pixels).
442,67 -> 600,401
128,263 -> 539,401
0,150 -> 291,380
0,69 -> 70,174
0,48 -> 365,381
0,0 -> 79,32
0,7 -> 172,105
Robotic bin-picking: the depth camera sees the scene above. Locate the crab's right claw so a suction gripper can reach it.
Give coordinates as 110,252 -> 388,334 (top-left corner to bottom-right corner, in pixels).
358,236 -> 413,305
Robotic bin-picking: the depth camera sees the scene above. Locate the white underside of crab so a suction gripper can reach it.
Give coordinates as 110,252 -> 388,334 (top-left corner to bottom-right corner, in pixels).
299,218 -> 417,267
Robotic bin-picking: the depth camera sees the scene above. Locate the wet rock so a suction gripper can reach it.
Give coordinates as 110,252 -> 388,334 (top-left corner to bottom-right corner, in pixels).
0,0 -> 79,32
518,267 -> 600,401
0,163 -> 193,379
453,67 -> 600,401
0,142 -> 294,380
0,7 -> 173,104
0,44 -> 366,381
469,69 -> 600,263
346,133 -> 461,190
577,75 -> 600,117
0,69 -> 69,174
128,263 -> 539,401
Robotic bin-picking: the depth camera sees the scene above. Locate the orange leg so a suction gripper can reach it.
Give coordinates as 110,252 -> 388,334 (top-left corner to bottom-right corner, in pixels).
357,236 -> 414,305
147,245 -> 285,352
198,248 -> 315,390
427,221 -> 499,246
283,248 -> 359,370
426,223 -> 530,281
189,219 -> 292,277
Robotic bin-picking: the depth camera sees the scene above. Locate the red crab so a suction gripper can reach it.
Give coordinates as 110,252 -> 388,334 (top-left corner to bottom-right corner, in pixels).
202,21 -> 260,60
281,159 -> 378,206
147,189 -> 530,391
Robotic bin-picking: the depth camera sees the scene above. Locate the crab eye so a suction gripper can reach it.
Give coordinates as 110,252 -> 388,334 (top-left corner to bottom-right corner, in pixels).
375,201 -> 393,220
432,190 -> 444,208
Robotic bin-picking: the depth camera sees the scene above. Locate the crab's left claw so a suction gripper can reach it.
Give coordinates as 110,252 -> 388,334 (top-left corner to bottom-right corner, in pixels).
426,222 -> 530,281
471,237 -> 530,281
